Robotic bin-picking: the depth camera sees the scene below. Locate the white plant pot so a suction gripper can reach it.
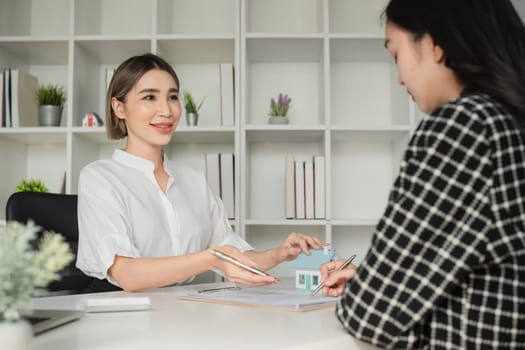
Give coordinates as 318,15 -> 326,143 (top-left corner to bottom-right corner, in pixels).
268,116 -> 289,124
0,320 -> 33,350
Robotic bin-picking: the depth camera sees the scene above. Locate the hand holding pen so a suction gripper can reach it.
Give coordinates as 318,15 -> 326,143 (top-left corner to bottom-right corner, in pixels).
313,254 -> 357,297
210,247 -> 279,286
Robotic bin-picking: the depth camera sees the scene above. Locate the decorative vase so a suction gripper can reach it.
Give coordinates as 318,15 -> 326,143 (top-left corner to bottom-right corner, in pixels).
268,116 -> 289,125
0,320 -> 33,350
39,105 -> 63,127
186,112 -> 199,126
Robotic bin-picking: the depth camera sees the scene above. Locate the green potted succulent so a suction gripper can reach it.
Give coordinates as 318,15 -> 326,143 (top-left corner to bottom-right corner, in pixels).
268,93 -> 292,125
15,178 -> 48,193
35,84 -> 66,127
182,91 -> 205,126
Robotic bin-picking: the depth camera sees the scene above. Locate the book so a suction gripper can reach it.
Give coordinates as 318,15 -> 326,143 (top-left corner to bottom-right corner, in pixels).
220,153 -> 235,220
105,68 -> 115,92
294,160 -> 305,219
304,160 -> 314,219
314,155 -> 326,219
177,286 -> 337,312
4,68 -> 11,127
285,156 -> 295,219
10,69 -> 39,127
219,63 -> 235,126
205,153 -> 221,199
0,70 -> 4,127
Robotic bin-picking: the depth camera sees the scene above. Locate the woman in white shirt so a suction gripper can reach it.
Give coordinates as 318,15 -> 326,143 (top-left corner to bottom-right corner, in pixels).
76,53 -> 325,292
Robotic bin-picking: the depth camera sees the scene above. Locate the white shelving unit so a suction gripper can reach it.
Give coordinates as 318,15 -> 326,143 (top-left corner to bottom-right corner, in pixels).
0,0 -> 420,277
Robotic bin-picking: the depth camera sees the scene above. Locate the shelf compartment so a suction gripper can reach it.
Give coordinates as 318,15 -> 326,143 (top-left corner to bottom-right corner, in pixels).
0,0 -> 70,37
74,0 -> 153,36
244,0 -> 323,34
331,131 -> 409,221
72,39 -> 152,127
0,133 -> 67,220
245,38 -> 325,126
330,38 -> 409,127
245,137 -> 325,220
157,0 -> 236,35
0,41 -> 69,106
329,0 -> 386,35
158,39 -> 236,127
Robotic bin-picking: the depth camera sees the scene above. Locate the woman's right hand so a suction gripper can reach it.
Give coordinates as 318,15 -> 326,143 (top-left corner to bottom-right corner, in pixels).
210,245 -> 278,286
319,259 -> 357,297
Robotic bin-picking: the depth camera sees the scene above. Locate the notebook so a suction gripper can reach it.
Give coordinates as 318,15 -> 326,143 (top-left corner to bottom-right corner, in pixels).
22,309 -> 85,334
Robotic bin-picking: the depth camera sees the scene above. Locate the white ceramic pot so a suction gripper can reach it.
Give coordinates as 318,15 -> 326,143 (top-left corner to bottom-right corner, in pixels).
268,116 -> 289,124
0,320 -> 33,350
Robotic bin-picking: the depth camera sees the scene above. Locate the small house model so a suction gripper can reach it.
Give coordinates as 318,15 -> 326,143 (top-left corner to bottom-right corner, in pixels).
291,248 -> 336,291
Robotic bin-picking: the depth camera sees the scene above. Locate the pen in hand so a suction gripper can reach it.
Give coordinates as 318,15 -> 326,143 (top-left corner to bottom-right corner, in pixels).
210,249 -> 280,283
310,254 -> 357,296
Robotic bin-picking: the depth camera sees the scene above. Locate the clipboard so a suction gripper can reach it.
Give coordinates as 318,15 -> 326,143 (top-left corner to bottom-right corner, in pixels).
176,286 -> 338,312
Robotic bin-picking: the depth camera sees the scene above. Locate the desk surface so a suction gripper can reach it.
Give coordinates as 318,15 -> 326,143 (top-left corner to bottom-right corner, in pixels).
30,281 -> 378,350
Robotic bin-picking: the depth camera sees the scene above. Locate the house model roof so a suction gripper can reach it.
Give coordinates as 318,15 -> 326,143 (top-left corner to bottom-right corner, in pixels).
291,248 -> 336,269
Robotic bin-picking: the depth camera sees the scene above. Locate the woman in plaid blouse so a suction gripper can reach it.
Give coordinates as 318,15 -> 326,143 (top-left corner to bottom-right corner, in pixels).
319,0 -> 525,348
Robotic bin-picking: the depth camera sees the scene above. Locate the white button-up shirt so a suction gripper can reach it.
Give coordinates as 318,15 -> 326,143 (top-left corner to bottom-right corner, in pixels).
76,149 -> 252,283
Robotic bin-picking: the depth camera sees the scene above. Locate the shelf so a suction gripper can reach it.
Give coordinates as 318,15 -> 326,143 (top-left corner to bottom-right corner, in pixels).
158,38 -> 235,64
245,219 -> 327,226
245,127 -> 325,143
0,128 -> 67,143
0,0 -> 421,265
246,37 -> 323,63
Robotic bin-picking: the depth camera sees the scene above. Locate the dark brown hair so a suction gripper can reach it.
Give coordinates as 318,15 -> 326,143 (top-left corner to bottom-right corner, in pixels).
105,53 -> 180,139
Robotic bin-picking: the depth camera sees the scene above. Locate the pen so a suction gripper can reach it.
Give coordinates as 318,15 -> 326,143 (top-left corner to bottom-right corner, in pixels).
198,286 -> 241,294
210,249 -> 280,282
310,254 -> 356,296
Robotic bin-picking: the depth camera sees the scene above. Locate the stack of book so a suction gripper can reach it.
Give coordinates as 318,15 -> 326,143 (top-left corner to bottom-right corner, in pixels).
205,153 -> 235,219
285,155 -> 325,220
1,68 -> 39,128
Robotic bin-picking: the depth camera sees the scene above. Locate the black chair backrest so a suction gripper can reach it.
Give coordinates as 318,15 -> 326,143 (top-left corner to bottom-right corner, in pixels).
5,191 -> 118,293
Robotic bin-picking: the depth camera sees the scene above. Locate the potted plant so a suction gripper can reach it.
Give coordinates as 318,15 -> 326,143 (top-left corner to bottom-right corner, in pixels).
182,91 -> 205,126
35,84 -> 66,127
268,93 -> 292,124
15,178 -> 48,193
0,221 -> 74,349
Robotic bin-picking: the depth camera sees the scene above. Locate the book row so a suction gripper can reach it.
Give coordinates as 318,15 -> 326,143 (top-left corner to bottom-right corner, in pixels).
286,155 -> 325,220
205,153 -> 235,220
1,69 -> 39,128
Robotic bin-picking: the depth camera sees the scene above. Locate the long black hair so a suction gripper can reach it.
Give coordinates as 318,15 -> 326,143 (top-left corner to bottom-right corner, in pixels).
383,0 -> 525,128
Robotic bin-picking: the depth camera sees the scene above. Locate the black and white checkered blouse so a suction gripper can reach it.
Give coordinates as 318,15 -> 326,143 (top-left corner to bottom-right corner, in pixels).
336,92 -> 525,349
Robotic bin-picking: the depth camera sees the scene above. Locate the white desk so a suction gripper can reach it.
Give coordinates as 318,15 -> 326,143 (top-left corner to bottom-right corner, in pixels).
30,281 -> 378,350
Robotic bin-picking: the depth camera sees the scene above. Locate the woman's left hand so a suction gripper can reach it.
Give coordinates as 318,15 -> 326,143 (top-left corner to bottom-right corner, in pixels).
276,232 -> 327,262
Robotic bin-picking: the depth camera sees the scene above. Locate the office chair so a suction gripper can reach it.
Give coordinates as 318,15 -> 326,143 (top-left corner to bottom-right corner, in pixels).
5,191 -> 119,294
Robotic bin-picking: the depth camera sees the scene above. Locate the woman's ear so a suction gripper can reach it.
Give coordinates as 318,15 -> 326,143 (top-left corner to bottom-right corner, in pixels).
432,42 -> 446,64
111,97 -> 125,120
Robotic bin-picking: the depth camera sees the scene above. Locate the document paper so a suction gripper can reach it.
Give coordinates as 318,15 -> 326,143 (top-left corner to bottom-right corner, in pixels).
177,287 -> 337,312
